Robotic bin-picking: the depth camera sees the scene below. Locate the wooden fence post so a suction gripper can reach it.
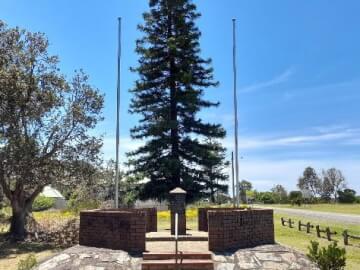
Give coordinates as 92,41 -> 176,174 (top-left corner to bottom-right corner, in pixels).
326,227 -> 331,241
281,217 -> 285,226
316,225 -> 321,238
306,222 -> 312,233
289,218 -> 294,228
325,227 -> 337,241
343,230 -> 349,245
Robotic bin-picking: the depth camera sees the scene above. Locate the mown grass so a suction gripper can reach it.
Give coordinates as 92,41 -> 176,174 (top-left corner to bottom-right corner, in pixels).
274,213 -> 360,270
269,203 -> 360,215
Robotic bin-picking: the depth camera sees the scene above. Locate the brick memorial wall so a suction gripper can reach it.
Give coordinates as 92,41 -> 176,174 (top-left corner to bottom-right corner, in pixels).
141,207 -> 157,232
208,209 -> 274,252
198,207 -> 245,232
95,207 -> 157,233
79,209 -> 146,252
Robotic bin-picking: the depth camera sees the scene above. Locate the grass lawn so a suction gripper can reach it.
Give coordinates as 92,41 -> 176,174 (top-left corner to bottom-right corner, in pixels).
274,213 -> 360,270
268,203 -> 360,215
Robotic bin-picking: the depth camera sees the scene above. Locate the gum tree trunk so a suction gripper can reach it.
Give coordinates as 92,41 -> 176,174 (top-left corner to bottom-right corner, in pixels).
9,198 -> 32,240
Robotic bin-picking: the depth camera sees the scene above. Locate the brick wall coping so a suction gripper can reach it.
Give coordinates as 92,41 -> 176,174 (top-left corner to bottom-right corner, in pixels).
207,208 -> 273,213
80,209 -> 140,216
80,208 -> 155,214
80,208 -> 157,233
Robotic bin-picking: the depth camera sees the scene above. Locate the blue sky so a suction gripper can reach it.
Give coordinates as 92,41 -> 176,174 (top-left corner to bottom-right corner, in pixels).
2,0 -> 360,193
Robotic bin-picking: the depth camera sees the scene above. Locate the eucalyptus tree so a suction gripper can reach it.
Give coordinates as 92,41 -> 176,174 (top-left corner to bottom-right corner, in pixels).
322,168 -> 346,202
298,167 -> 322,198
0,21 -> 103,239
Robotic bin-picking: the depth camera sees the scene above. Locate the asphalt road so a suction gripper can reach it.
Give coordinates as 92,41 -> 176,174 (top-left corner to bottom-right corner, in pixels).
254,205 -> 360,225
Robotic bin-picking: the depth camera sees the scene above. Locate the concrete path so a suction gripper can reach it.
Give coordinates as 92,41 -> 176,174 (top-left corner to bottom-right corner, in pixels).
255,205 -> 360,225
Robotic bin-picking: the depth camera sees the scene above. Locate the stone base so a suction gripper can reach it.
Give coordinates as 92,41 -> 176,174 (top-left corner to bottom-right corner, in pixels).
33,244 -> 319,270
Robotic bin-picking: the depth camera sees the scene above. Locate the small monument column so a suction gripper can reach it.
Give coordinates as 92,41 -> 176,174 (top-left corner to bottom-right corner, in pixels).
169,187 -> 186,235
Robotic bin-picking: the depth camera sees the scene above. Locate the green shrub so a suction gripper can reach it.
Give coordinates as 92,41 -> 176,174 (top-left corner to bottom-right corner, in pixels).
260,192 -> 275,204
32,195 -> 55,211
338,189 -> 357,203
67,191 -> 100,213
289,191 -> 303,206
355,196 -> 360,204
307,240 -> 346,270
17,254 -> 37,270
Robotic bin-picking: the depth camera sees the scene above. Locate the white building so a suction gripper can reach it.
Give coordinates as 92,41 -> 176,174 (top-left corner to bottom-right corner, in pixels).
40,186 -> 67,209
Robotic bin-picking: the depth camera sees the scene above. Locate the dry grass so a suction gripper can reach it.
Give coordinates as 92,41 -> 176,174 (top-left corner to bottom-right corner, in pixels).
0,233 -> 61,270
0,208 -> 73,270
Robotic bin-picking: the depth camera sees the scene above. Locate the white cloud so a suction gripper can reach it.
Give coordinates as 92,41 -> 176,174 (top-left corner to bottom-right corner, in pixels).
281,79 -> 360,101
239,68 -> 294,94
222,128 -> 360,150
312,124 -> 350,133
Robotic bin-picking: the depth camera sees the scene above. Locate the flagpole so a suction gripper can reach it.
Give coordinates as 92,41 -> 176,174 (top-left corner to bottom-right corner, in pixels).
232,18 -> 240,207
231,151 -> 235,207
115,17 -> 122,208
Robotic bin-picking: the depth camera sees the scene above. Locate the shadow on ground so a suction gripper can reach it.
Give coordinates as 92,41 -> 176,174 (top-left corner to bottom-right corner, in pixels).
0,233 -> 59,259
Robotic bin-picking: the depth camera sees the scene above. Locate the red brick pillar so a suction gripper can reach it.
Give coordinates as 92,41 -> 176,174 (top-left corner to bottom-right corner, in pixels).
169,187 -> 186,235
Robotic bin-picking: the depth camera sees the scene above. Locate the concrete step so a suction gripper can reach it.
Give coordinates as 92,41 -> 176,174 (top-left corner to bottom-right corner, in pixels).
146,231 -> 209,242
146,235 -> 208,242
143,252 -> 212,260
141,259 -> 214,270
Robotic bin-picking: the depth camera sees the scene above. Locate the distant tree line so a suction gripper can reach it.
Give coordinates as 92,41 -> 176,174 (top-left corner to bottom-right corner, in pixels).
251,167 -> 359,205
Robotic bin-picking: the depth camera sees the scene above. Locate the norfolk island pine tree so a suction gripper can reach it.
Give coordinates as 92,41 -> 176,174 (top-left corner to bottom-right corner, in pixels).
127,0 -> 228,202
